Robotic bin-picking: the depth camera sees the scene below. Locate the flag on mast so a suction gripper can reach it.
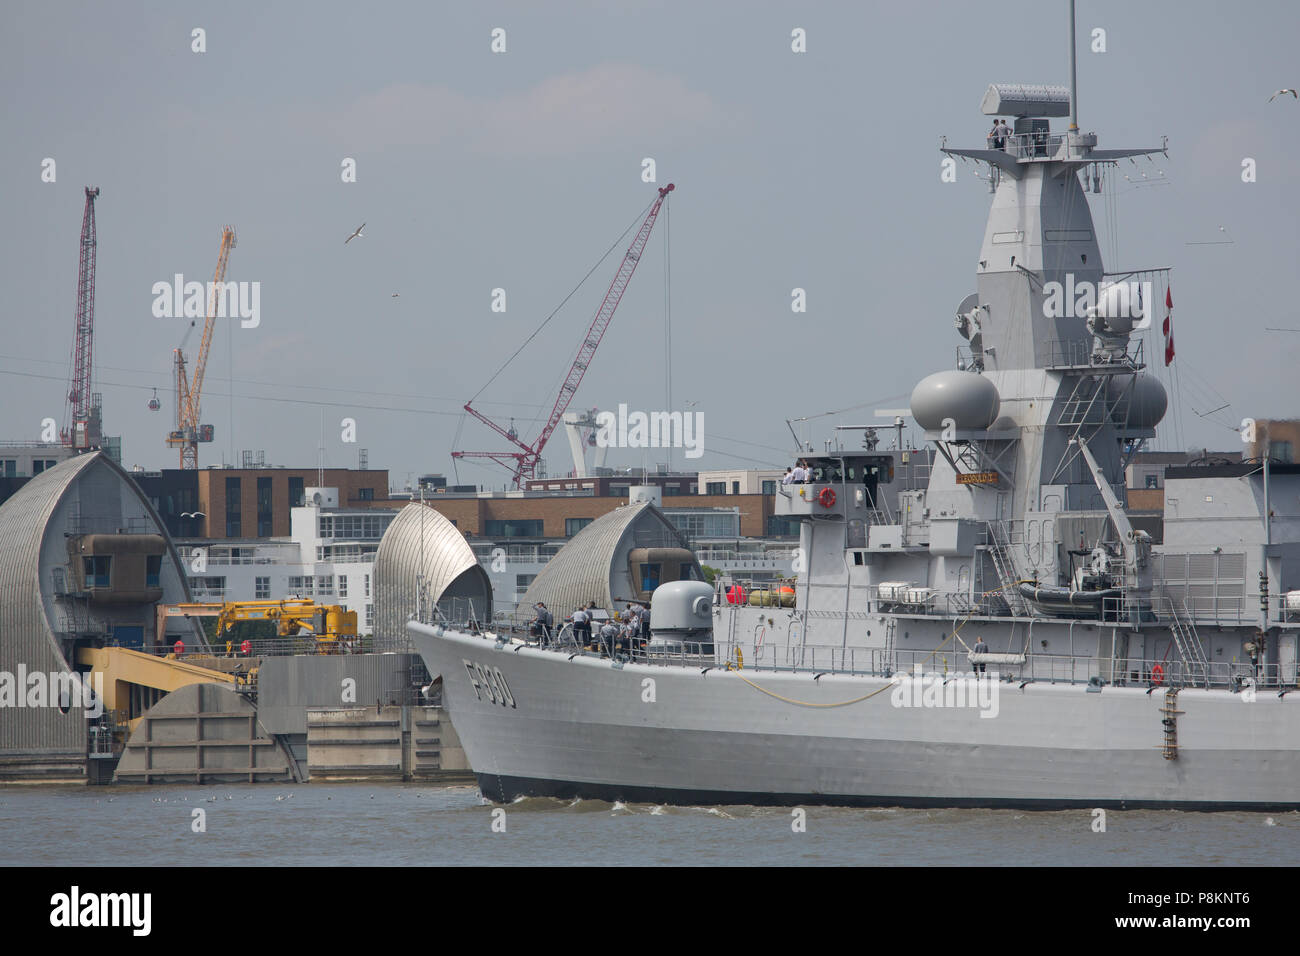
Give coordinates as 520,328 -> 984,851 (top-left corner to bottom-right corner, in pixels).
1162,286 -> 1175,366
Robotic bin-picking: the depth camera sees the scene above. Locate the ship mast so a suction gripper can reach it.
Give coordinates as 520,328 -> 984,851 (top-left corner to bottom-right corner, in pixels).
1068,0 -> 1078,132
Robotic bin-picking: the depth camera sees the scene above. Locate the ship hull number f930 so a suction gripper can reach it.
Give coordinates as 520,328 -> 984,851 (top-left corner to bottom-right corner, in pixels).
463,659 -> 517,708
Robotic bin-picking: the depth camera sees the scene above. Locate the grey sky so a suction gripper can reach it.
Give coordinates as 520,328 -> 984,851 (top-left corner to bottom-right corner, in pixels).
3,0 -> 1297,487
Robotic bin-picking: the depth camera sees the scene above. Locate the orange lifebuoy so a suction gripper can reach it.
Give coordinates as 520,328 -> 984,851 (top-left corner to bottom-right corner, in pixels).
1151,664 -> 1164,685
818,487 -> 836,508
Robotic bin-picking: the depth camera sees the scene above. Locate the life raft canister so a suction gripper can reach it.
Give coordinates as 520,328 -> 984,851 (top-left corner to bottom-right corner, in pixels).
818,486 -> 836,508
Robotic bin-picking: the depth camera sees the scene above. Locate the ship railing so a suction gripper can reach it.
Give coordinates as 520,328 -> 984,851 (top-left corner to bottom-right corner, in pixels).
1040,340 -> 1116,369
1118,659 -> 1290,690
515,631 -> 1298,691
1003,131 -> 1065,160
710,640 -> 1293,690
1140,592 -> 1254,629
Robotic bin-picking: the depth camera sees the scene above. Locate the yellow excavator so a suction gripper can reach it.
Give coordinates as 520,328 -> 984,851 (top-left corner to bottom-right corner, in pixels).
155,599 -> 359,654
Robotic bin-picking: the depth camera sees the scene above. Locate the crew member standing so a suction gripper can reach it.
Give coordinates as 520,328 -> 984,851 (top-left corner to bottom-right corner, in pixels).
973,635 -> 989,676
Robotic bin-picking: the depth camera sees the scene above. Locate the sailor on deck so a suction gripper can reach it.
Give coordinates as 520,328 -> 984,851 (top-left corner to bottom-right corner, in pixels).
530,603 -> 553,645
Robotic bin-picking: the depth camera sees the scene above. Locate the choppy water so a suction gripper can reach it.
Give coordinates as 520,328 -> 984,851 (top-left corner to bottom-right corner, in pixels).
1,783 -> 1296,866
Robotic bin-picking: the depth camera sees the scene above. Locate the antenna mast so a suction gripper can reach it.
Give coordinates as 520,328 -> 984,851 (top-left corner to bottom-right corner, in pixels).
1068,0 -> 1079,131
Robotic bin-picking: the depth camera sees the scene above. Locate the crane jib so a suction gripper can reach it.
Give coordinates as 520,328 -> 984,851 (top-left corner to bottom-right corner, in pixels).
456,184 -> 675,487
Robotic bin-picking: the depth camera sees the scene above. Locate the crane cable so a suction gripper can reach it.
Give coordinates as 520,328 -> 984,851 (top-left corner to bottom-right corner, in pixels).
730,581 -> 1037,707
467,196 -> 657,407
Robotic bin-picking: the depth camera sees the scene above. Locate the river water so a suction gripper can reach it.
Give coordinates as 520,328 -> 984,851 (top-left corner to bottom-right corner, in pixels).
1,783 -> 1295,866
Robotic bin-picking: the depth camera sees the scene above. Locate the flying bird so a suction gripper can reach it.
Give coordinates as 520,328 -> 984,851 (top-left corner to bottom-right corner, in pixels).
345,222 -> 366,243
1269,89 -> 1297,102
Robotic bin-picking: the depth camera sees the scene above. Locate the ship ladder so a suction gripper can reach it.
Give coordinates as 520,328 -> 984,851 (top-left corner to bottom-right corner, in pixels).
1159,688 -> 1183,760
883,616 -> 897,673
986,520 -> 1031,617
1166,596 -> 1210,687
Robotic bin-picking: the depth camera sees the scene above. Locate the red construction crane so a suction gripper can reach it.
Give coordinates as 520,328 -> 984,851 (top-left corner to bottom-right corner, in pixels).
64,186 -> 102,451
453,183 -> 674,487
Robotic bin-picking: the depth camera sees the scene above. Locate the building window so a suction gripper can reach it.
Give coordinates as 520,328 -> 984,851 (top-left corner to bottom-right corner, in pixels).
1,460 -> 14,478
663,486 -> 681,496
288,575 -> 314,597
706,482 -> 726,496
338,575 -> 348,598
667,512 -> 740,538
1273,441 -> 1294,464
145,555 -> 162,589
317,514 -> 391,540
565,517 -> 594,536
641,563 -> 661,592
84,556 -> 111,588
289,476 -> 305,509
255,576 -> 270,599
225,477 -> 242,537
484,519 -> 544,537
365,603 -> 374,629
1144,474 -> 1159,489
515,574 -> 537,590
257,476 -> 273,536
766,515 -> 802,537
679,563 -> 699,581
364,574 -> 371,598
358,487 -> 374,501
762,480 -> 777,495
732,481 -> 740,495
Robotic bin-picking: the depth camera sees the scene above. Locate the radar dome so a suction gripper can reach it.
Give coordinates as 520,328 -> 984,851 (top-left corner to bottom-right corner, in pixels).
910,370 -> 1001,431
1089,282 -> 1145,335
1107,374 -> 1167,429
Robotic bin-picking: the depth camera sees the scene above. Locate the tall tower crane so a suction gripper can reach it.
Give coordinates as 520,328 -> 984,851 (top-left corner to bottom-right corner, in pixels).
64,187 -> 102,451
453,183 -> 674,487
167,226 -> 235,469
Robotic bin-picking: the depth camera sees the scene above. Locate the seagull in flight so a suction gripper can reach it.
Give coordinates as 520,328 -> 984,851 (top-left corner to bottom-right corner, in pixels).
1269,89 -> 1297,102
345,222 -> 365,244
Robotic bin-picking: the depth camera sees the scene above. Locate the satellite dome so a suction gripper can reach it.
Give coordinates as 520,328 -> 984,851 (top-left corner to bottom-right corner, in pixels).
1106,374 -> 1167,429
1090,282 -> 1144,335
910,370 -> 1000,431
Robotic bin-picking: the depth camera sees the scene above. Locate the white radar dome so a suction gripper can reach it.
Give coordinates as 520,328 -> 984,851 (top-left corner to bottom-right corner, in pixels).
1106,374 -> 1167,429
1089,282 -> 1146,335
910,370 -> 1001,432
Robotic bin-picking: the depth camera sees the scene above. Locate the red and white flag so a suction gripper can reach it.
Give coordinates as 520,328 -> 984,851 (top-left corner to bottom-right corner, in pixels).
1162,287 -> 1175,366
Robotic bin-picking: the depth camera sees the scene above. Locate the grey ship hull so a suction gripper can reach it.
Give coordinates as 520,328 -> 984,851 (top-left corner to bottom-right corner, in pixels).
410,622 -> 1300,810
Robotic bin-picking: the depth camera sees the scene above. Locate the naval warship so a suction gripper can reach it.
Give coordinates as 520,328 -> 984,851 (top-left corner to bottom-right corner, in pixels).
410,13 -> 1300,810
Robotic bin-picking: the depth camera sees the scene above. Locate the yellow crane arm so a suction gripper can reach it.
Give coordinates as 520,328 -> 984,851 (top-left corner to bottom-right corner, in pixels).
181,226 -> 236,429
